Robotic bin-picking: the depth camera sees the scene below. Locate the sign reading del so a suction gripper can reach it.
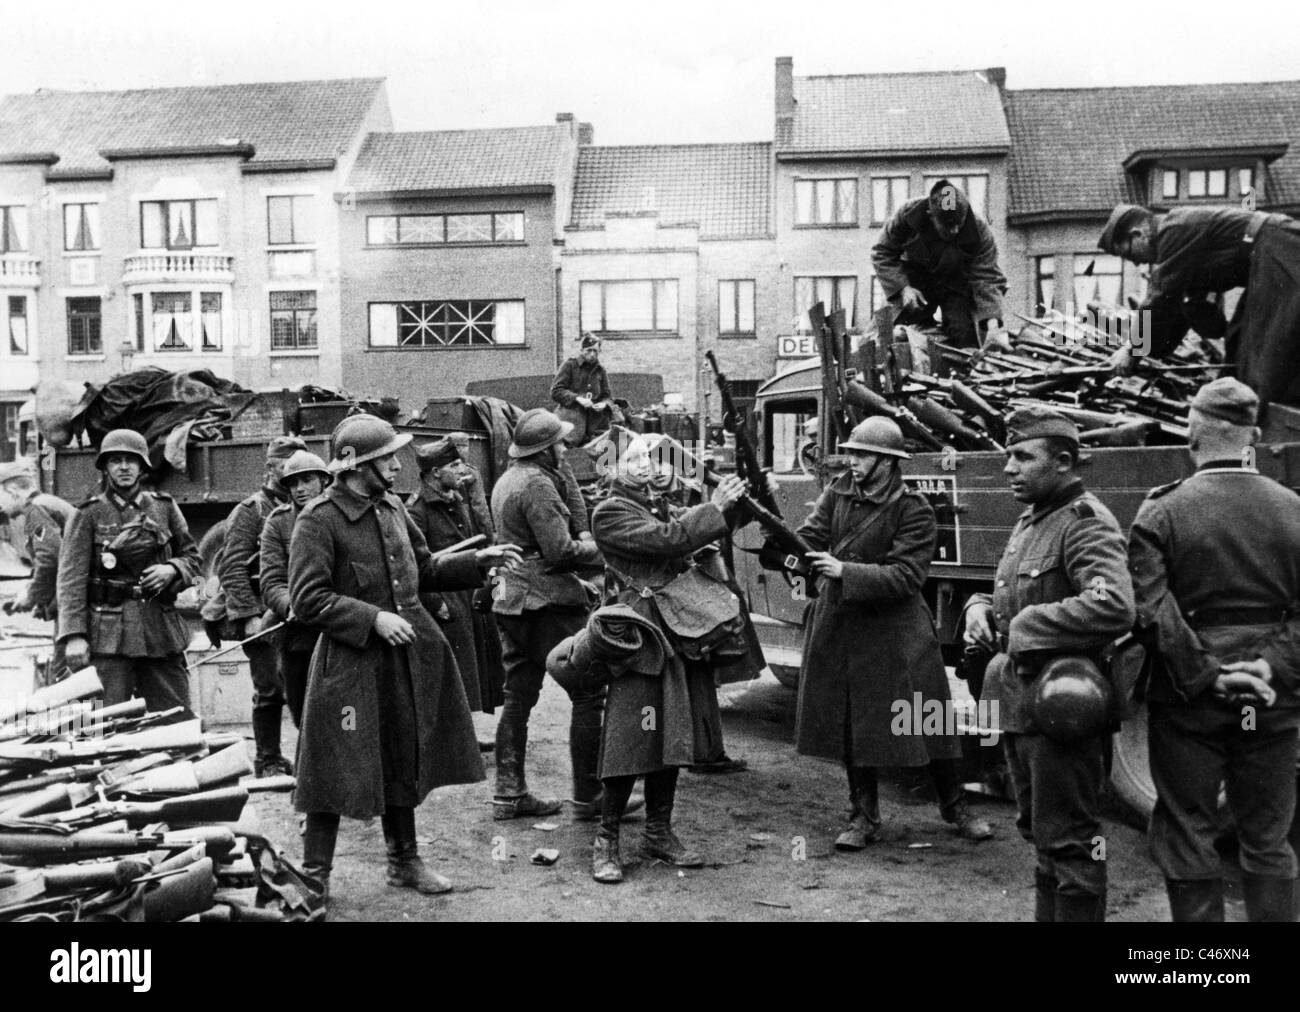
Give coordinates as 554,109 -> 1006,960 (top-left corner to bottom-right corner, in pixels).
777,334 -> 815,359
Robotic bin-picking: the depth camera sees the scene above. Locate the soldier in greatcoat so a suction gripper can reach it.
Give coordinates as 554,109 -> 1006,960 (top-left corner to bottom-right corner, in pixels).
795,417 -> 992,850
57,429 -> 201,717
289,414 -> 520,902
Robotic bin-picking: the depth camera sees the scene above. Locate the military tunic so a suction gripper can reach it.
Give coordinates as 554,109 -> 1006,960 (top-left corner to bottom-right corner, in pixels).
15,490 -> 74,681
56,487 -> 201,716
288,482 -> 485,819
1129,462 -> 1300,881
551,356 -> 613,444
259,502 -> 316,727
975,478 -> 1135,899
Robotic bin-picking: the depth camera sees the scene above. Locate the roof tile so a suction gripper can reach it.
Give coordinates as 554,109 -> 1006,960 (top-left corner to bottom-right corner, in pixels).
346,125 -> 571,192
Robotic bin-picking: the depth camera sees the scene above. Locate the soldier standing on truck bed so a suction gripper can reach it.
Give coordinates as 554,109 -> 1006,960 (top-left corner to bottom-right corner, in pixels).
1128,378 -> 1300,922
217,435 -> 306,777
552,333 -> 619,446
56,429 -> 201,719
963,407 -> 1135,922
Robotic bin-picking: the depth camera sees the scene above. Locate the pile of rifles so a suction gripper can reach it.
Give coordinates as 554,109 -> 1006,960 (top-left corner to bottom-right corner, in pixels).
0,668 -> 322,922
855,308 -> 1228,453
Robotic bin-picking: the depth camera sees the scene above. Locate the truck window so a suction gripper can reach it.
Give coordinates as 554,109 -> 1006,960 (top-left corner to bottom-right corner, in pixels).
765,398 -> 817,474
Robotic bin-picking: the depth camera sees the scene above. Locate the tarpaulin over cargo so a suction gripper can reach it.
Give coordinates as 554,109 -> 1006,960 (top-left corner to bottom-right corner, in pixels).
69,368 -> 253,474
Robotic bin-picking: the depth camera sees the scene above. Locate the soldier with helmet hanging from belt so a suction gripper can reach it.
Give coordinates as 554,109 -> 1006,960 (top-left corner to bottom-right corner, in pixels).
56,428 -> 201,719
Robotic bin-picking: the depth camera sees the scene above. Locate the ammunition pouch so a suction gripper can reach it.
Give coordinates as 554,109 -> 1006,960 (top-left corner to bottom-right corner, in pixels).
614,565 -> 746,662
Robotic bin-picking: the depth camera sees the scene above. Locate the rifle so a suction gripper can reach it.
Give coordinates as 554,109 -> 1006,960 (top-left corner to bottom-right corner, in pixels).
704,350 -> 783,519
0,719 -> 205,767
907,396 -> 1001,452
809,303 -> 851,443
32,785 -> 249,829
842,381 -> 946,452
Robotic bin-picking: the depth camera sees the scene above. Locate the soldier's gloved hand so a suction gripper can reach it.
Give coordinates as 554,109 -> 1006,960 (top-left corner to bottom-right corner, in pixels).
806,550 -> 844,580
373,611 -> 416,646
65,636 -> 91,671
475,544 -> 523,571
899,286 -> 928,313
139,563 -> 177,596
963,601 -> 996,649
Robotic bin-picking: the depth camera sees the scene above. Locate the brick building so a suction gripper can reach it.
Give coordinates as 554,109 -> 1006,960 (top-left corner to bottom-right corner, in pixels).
563,142 -> 773,416
0,79 -> 392,458
772,57 -> 1012,358
338,118 -> 583,412
1004,82 -> 1300,318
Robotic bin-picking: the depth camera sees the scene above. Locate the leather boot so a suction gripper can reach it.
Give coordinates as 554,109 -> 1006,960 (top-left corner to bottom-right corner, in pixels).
1165,878 -> 1225,922
1242,874 -> 1297,922
933,759 -> 992,841
382,806 -> 452,895
569,712 -> 604,808
252,708 -> 292,777
492,707 -> 560,821
302,812 -> 339,908
835,766 -> 881,851
1034,871 -> 1058,923
1056,890 -> 1106,922
641,769 -> 703,867
591,776 -> 634,883
570,789 -> 645,822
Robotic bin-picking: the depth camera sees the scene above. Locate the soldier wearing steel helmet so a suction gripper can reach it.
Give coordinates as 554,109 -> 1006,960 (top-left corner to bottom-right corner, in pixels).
289,414 -> 522,904
795,417 -> 993,852
1128,377 -> 1300,922
259,449 -> 330,728
963,407 -> 1135,921
55,428 -> 201,718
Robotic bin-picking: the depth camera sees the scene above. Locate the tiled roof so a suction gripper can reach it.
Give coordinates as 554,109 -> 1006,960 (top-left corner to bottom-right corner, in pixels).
569,143 -> 771,239
347,125 -> 573,192
0,78 -> 385,172
1006,82 -> 1300,218
786,71 -> 1010,154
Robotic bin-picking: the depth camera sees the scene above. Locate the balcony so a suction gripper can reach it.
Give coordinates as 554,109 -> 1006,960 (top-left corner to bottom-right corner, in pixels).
0,256 -> 41,286
123,252 -> 234,284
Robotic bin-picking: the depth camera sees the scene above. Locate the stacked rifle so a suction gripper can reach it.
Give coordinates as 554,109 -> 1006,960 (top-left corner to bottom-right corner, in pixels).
834,307 -> 1229,453
0,668 -> 320,922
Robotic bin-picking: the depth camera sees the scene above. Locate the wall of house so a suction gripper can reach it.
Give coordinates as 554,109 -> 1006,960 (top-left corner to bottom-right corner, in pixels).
0,163 -> 48,405
338,191 -> 560,414
1006,218 -> 1146,318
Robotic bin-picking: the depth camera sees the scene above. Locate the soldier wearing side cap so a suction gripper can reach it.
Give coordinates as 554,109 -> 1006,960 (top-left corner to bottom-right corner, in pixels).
1128,377 -> 1300,922
1098,202 -> 1300,409
407,437 -> 505,718
872,178 -> 1010,349
0,460 -> 74,680
56,429 -> 201,718
552,333 -> 618,446
215,435 -> 306,777
963,407 -> 1136,921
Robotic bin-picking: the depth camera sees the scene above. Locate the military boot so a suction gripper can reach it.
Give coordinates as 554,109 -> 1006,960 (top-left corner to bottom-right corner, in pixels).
1242,874 -> 1297,922
1165,878 -> 1225,922
302,812 -> 339,911
1056,890 -> 1106,922
641,769 -> 703,867
1034,872 -> 1058,923
932,759 -> 992,841
492,707 -> 561,821
835,766 -> 881,851
592,829 -> 623,884
252,709 -> 293,777
382,806 -> 452,895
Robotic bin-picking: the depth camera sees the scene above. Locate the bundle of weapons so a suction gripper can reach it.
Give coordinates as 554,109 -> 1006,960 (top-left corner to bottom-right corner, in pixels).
0,668 -> 320,922
820,305 -> 1228,453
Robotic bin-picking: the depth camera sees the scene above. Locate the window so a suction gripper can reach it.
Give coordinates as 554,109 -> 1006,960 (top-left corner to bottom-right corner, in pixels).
140,199 -> 218,249
63,203 -> 102,252
1161,170 -> 1179,200
579,280 -> 678,334
368,300 -> 525,348
1187,170 -> 1206,198
871,177 -> 910,224
1035,256 -> 1056,313
365,212 -> 525,246
869,276 -> 886,314
270,291 -> 318,350
1239,167 -> 1255,198
6,297 -> 28,355
794,276 -> 857,333
67,297 -> 102,355
794,178 -> 857,226
1073,254 -> 1123,309
1,206 -> 28,253
267,195 -> 316,245
719,280 -> 756,337
923,175 -> 988,220
151,293 -> 192,350
200,293 -> 222,351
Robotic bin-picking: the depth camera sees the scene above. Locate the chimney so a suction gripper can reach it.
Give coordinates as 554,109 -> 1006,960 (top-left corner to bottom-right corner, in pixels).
985,67 -> 1006,96
578,122 -> 594,146
775,57 -> 794,148
556,112 -> 575,136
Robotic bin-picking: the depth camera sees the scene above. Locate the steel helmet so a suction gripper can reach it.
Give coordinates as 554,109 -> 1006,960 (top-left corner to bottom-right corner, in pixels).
1030,655 -> 1113,744
839,417 -> 911,459
509,408 -> 573,459
279,449 -> 330,486
329,414 -> 412,473
95,429 -> 151,471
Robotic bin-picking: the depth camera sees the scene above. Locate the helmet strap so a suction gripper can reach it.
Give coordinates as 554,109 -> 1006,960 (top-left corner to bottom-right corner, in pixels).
367,459 -> 394,492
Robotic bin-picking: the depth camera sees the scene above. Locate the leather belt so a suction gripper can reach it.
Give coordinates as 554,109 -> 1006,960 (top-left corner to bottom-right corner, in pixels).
88,578 -> 145,605
1186,605 -> 1293,629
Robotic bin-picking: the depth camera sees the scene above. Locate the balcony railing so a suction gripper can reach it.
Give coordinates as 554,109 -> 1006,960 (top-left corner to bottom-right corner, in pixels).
0,256 -> 41,284
123,252 -> 234,283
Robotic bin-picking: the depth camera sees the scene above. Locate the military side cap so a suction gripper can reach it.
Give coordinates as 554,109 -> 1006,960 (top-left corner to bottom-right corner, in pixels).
1191,376 -> 1258,426
0,459 -> 36,483
1098,203 -> 1144,253
581,332 -> 601,349
267,435 -> 308,460
416,437 -> 461,473
1005,406 -> 1080,446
